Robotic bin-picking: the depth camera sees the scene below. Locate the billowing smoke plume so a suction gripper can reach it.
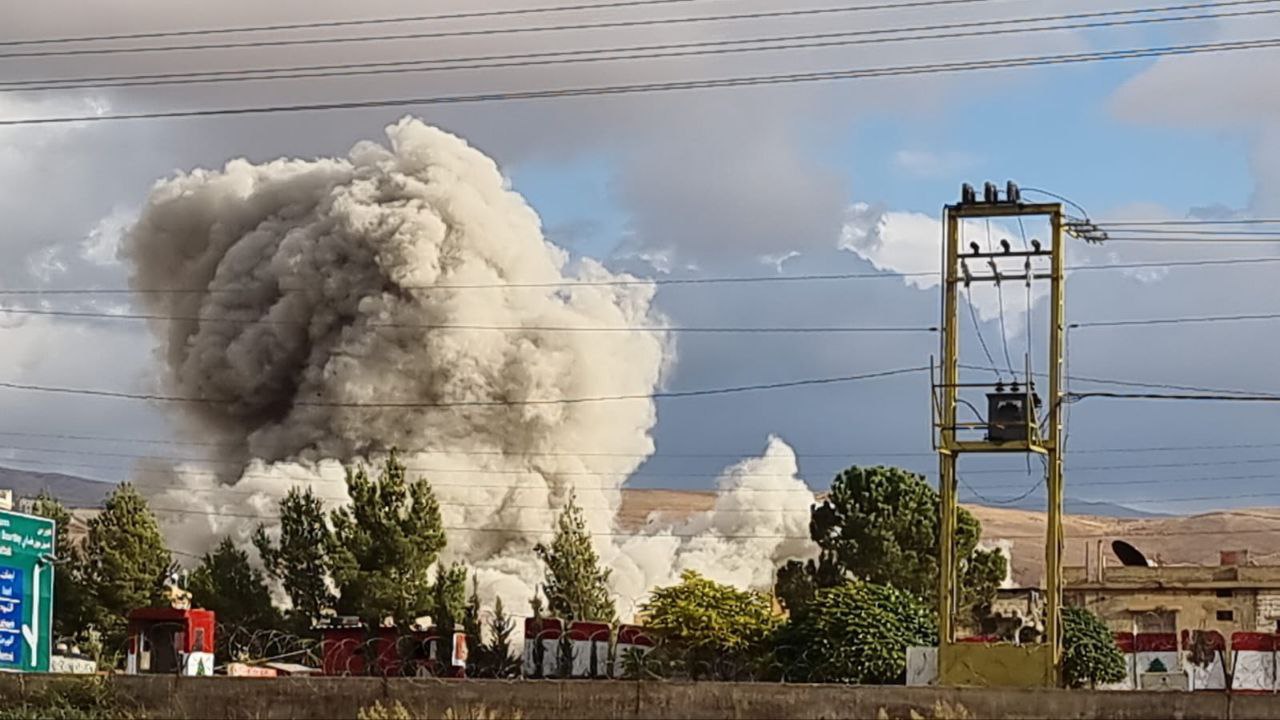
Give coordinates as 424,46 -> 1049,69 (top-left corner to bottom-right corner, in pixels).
125,117 -> 814,615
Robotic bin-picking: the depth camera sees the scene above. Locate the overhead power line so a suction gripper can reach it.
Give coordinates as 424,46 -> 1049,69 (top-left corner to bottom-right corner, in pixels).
0,270 -> 933,293
14,441 -> 1280,475
1073,312 -> 1280,329
0,364 -> 928,407
1070,391 -> 1280,403
6,3 -> 1270,92
132,504 -> 1280,537
1111,239 -> 1280,244
6,36 -> 1280,126
2,256 -> 1277,296
958,362 -> 1270,398
0,0 -> 1014,59
0,306 -> 935,334
1092,218 -> 1280,226
1089,228 -> 1280,236
0,0 -> 725,47
2,427 -> 1276,456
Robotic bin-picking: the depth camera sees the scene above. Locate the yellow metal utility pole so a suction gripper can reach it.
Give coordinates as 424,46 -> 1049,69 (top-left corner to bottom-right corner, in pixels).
934,182 -> 1065,687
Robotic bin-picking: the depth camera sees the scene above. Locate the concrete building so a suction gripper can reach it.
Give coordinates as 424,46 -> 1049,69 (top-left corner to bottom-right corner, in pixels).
1065,547 -> 1280,638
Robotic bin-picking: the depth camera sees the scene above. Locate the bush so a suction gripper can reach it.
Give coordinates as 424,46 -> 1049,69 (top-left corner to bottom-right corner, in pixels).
0,678 -> 134,720
777,580 -> 937,684
639,570 -> 780,680
1062,606 -> 1126,688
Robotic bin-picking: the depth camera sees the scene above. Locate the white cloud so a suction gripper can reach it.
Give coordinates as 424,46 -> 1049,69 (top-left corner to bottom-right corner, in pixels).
81,206 -> 136,266
839,202 -> 1047,324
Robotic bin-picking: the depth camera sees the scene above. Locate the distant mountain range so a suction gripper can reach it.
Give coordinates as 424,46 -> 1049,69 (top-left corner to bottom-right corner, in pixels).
0,463 -> 1166,519
0,466 -> 115,508
964,494 -> 1167,519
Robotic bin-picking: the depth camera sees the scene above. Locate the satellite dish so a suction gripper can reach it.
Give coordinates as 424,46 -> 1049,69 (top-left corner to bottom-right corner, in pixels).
1111,540 -> 1150,567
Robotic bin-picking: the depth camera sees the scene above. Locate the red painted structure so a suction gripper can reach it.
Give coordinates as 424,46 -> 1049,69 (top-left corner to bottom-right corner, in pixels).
125,608 -> 216,675
317,620 -> 465,677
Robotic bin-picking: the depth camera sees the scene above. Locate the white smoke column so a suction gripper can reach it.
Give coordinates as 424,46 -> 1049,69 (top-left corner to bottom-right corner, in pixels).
607,435 -> 817,616
125,117 -> 813,619
124,118 -> 667,607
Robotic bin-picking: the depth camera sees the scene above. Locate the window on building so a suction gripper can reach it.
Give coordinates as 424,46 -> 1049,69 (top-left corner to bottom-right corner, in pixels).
1216,589 -> 1233,598
1217,610 -> 1235,622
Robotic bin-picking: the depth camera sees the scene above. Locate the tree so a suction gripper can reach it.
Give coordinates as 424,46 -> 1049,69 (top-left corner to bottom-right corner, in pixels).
79,485 -> 172,645
188,537 -> 280,633
428,563 -> 467,634
533,491 -> 615,623
481,596 -> 520,678
327,450 -> 447,628
253,486 -> 335,627
776,580 -> 937,684
776,465 -> 1006,617
463,574 -> 483,666
1062,606 -> 1126,688
29,493 -> 90,639
639,570 -> 779,680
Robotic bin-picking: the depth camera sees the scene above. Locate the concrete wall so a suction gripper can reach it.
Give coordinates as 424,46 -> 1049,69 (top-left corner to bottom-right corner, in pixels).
1069,588 -> 1257,637
6,675 -> 1280,719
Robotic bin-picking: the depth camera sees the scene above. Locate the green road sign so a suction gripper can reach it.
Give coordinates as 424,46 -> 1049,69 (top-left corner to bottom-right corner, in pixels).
0,510 -> 54,672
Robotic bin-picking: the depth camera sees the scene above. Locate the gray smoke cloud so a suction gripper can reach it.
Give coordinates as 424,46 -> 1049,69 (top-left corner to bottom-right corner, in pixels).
125,117 -> 813,616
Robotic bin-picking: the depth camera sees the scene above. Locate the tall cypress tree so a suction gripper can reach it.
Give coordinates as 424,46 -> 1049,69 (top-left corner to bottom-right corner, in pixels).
533,491 -> 616,623
189,537 -> 280,632
79,484 -> 172,645
327,450 -> 448,628
253,486 -> 335,627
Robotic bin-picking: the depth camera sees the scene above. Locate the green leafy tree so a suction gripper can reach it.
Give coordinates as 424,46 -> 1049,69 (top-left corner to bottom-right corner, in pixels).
1062,606 -> 1126,688
776,466 -> 1006,617
639,570 -> 780,680
188,537 -> 281,633
533,491 -> 615,623
327,450 -> 447,628
79,485 -> 172,645
253,486 -> 335,627
776,580 -> 937,684
30,493 -> 90,640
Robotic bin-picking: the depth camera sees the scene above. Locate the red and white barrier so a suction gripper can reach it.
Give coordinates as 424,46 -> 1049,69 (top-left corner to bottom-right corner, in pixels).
1231,632 -> 1276,692
1135,633 -> 1179,676
568,621 -> 612,678
613,624 -> 655,678
522,618 -> 563,678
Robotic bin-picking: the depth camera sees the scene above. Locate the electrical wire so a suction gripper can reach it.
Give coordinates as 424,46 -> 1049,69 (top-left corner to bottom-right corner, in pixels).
6,36 -> 1280,126
0,306 -> 935,334
11,441 -> 1280,477
966,284 -> 1002,383
986,219 -> 1018,378
1102,236 -> 1280,243
2,255 -> 1279,296
960,362 -> 1269,397
0,0 -> 727,47
6,3 -> 1271,92
0,364 -> 929,407
1073,312 -> 1280,329
1069,391 -> 1280,402
1090,218 -> 1280,226
0,426 -> 1273,456
0,0 -> 1020,60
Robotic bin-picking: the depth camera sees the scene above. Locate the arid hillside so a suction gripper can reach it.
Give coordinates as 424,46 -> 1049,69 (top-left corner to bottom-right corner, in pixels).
618,489 -> 1280,585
